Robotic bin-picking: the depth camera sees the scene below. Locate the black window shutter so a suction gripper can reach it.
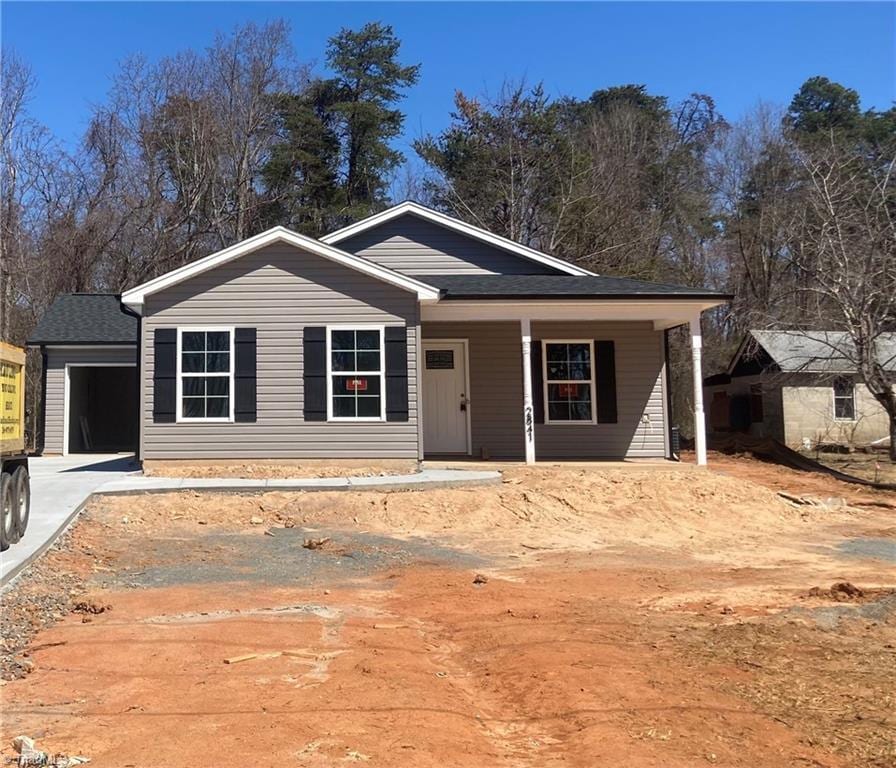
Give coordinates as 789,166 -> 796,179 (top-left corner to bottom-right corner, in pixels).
384,326 -> 409,422
153,328 -> 177,423
531,340 -> 544,424
595,340 -> 618,423
234,328 -> 257,422
303,327 -> 327,421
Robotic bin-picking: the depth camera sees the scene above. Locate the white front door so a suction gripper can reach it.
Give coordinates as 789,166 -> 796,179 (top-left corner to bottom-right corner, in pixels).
422,341 -> 469,454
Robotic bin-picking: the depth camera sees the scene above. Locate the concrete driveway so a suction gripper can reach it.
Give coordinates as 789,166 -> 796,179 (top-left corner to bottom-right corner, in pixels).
0,454 -> 139,585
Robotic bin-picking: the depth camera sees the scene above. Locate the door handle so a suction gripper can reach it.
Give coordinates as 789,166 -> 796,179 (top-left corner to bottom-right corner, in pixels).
460,394 -> 468,412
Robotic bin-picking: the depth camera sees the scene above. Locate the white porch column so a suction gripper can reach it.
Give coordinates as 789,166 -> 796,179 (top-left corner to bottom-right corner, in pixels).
520,318 -> 536,464
690,313 -> 707,466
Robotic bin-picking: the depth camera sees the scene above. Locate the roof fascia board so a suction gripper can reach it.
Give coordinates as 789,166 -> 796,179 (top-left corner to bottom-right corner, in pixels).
439,292 -> 730,302
121,226 -> 441,311
321,201 -> 596,277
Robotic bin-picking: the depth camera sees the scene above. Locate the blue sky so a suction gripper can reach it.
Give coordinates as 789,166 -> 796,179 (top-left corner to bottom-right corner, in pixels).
3,1 -> 894,157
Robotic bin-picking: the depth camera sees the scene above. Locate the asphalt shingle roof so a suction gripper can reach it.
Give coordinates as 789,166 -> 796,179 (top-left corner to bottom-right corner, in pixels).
749,330 -> 896,373
413,274 -> 730,300
28,294 -> 138,346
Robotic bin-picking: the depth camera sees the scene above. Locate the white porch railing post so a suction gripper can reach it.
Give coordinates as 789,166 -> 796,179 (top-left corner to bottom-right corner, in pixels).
520,318 -> 536,464
690,313 -> 707,466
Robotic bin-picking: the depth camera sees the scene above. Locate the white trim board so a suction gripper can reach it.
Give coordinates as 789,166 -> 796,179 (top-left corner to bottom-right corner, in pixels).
541,339 -> 598,426
175,327 -> 236,424
321,201 -> 595,277
121,226 -> 441,312
63,363 -> 138,457
325,324 -> 387,423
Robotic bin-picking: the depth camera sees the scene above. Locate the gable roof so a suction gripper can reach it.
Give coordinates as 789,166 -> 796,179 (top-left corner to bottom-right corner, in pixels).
121,226 -> 441,311
727,330 -> 896,375
321,201 -> 595,277
28,294 -> 138,346
416,274 -> 731,302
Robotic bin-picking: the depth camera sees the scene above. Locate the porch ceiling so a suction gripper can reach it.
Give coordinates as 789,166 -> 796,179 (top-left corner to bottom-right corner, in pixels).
421,299 -> 724,330
417,274 -> 728,329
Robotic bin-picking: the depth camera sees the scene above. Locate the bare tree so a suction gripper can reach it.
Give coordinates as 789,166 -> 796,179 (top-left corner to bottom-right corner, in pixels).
792,134 -> 896,459
1,51 -> 38,339
69,21 -> 303,290
207,20 -> 299,243
710,103 -> 806,333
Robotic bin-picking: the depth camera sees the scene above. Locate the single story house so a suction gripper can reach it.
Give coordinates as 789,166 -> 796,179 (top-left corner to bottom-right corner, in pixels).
28,202 -> 728,466
704,330 -> 895,448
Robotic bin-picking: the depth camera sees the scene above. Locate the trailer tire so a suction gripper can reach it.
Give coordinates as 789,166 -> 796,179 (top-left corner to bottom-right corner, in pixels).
0,472 -> 11,552
12,466 -> 30,540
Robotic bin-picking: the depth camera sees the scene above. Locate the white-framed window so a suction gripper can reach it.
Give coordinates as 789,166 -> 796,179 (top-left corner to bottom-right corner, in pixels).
542,340 -> 596,424
833,376 -> 855,421
176,327 -> 234,422
326,325 -> 385,421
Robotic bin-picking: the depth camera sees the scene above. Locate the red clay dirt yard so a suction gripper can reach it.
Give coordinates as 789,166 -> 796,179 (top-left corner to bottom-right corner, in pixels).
1,459 -> 894,767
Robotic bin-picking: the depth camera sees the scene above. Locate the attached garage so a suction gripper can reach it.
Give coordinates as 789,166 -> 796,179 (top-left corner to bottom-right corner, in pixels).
28,294 -> 139,456
66,364 -> 138,453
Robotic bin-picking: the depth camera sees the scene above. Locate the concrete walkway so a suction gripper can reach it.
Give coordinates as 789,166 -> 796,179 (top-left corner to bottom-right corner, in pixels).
1,454 -> 140,585
98,468 -> 501,494
1,455 -> 501,587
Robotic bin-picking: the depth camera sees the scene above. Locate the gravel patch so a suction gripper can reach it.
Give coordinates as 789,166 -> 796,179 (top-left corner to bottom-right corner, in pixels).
1,528 -> 91,680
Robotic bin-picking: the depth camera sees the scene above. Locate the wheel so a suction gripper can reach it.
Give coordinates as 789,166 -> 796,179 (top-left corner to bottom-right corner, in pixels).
0,472 -> 11,552
12,466 -> 30,541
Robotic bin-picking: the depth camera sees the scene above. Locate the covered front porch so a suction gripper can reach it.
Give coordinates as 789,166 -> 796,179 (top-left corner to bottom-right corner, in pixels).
417,297 -> 718,465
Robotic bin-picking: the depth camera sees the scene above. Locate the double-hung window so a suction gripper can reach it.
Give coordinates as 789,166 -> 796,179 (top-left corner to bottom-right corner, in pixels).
543,340 -> 596,424
833,376 -> 855,420
328,327 -> 385,420
178,328 -> 233,421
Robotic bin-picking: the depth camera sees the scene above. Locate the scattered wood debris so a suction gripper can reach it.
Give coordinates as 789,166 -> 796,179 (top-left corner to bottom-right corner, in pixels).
223,651 -> 300,664
776,492 -> 848,508
777,491 -> 811,505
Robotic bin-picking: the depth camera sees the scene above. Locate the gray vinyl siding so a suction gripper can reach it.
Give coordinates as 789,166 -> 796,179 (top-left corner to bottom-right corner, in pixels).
532,322 -> 666,459
337,214 -> 560,276
43,346 -> 137,454
423,322 -> 526,458
140,243 -> 419,460
422,321 -> 666,460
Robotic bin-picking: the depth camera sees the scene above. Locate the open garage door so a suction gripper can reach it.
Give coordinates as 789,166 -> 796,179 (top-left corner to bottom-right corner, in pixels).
67,366 -> 138,453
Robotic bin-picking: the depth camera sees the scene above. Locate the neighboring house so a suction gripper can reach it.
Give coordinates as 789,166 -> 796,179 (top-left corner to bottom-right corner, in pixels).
28,201 -> 728,465
704,330 -> 895,448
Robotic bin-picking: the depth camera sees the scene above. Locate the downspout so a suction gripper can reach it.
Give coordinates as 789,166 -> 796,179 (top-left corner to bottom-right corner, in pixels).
39,346 -> 48,455
135,312 -> 142,462
120,298 -> 142,463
